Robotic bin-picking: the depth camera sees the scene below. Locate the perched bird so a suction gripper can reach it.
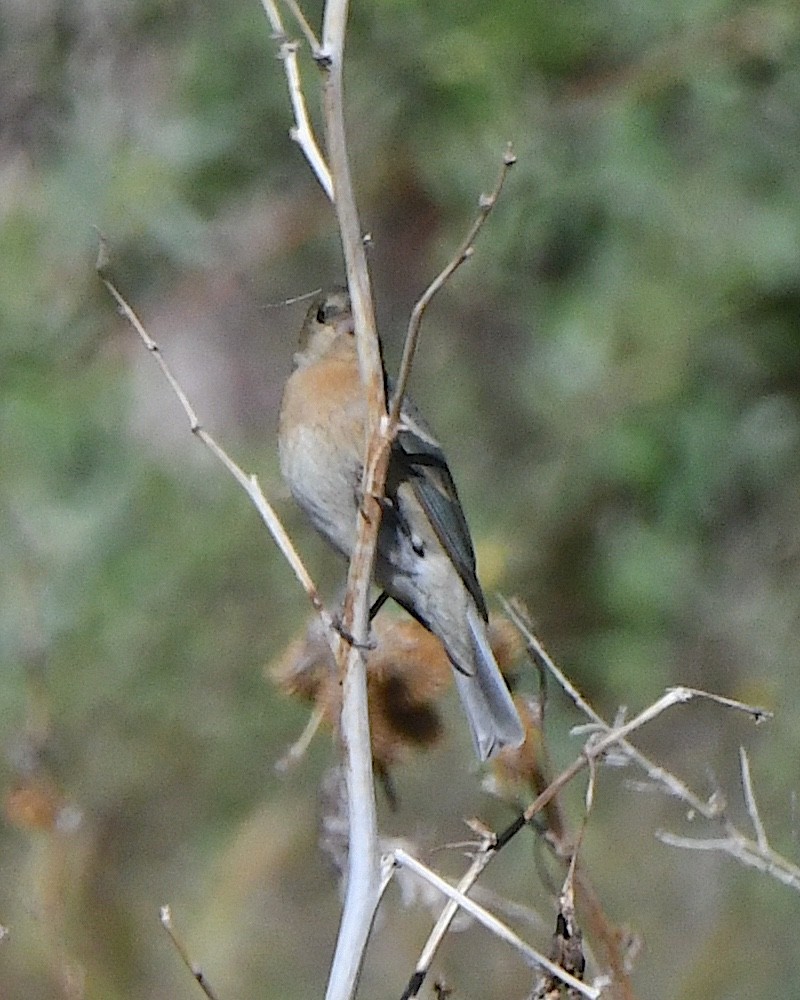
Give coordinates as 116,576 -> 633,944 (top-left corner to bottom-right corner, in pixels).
278,288 -> 525,760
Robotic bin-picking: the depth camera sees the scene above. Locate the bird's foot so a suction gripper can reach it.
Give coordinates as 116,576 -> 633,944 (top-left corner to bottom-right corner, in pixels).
331,615 -> 377,652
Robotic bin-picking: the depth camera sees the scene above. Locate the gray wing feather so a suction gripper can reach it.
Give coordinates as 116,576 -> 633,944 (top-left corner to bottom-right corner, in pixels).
389,389 -> 487,619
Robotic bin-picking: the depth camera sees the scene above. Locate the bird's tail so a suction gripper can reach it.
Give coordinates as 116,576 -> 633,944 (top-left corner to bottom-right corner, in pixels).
450,606 -> 526,761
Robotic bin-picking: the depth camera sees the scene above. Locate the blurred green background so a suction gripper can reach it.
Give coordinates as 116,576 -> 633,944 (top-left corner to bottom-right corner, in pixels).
2,0 -> 800,997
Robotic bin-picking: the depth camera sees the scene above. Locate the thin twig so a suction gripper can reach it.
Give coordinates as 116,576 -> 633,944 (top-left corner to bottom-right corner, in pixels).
96,240 -> 333,635
520,689 -> 696,826
275,704 -> 327,772
739,746 -> 768,851
656,744 -> 800,892
258,0 -> 333,199
391,849 -> 599,1000
262,287 -> 322,308
400,842 -> 494,999
318,2 -> 385,998
503,600 -> 800,902
655,829 -> 800,891
495,685 -> 768,851
160,906 -> 220,1000
565,750 -> 596,892
389,144 -> 517,425
283,0 -> 322,52
501,597 -> 769,819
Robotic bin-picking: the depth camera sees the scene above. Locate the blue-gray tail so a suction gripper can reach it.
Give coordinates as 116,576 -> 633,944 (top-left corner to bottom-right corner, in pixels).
450,607 -> 525,761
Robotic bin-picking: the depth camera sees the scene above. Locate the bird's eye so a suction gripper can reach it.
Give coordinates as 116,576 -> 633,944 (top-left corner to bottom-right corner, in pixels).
316,305 -> 327,324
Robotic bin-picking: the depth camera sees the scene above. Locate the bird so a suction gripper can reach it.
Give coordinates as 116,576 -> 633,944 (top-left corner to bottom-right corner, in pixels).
278,288 -> 525,760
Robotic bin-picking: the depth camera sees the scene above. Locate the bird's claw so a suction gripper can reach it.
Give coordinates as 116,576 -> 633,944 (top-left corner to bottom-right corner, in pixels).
332,615 -> 377,652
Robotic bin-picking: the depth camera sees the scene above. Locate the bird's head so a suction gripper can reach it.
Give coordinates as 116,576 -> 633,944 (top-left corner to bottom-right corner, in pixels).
295,287 -> 354,366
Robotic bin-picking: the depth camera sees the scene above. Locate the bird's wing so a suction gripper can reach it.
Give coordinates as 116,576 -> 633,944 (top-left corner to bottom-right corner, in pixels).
390,391 -> 488,619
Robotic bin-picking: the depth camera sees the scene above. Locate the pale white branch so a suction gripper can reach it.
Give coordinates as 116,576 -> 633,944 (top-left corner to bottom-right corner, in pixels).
283,0 -> 322,52
656,744 -> 800,892
258,0 -> 333,200
318,4 -> 385,1000
739,745 -> 769,852
655,830 -> 800,892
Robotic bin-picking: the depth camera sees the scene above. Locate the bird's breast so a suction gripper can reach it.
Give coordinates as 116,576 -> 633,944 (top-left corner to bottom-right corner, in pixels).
278,358 -> 367,557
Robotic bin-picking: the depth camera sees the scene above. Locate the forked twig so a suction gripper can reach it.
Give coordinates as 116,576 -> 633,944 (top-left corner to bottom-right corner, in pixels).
391,849 -> 599,999
399,841 -> 495,1000
258,0 -> 333,199
402,685 -> 737,998
491,683 -> 768,851
503,599 -> 798,899
501,596 -> 770,819
656,746 -> 800,892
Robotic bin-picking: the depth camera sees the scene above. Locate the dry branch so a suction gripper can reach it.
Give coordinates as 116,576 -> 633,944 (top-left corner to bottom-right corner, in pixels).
95,241 -> 333,634
656,746 -> 800,892
502,597 -> 771,820
160,905 -> 220,1000
258,1 -> 387,992
501,599 -> 800,901
391,848 -> 600,999
390,145 -> 516,423
258,0 -> 333,198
